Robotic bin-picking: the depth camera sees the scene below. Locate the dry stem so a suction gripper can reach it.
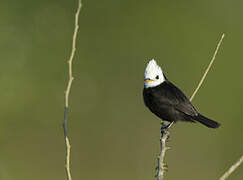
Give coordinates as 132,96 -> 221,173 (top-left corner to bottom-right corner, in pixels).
63,0 -> 82,180
157,33 -> 225,180
219,155 -> 243,180
190,33 -> 225,101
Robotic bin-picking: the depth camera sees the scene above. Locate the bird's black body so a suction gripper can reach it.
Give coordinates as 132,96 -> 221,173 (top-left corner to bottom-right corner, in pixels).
143,80 -> 220,128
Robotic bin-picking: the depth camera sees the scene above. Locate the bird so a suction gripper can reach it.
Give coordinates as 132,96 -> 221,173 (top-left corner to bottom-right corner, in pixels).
143,59 -> 220,129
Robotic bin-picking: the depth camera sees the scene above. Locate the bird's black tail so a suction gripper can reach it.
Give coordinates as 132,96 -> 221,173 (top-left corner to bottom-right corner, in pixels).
195,114 -> 220,128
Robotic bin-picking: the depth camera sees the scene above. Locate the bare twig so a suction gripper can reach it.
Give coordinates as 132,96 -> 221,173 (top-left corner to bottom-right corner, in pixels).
156,33 -> 225,180
190,33 -> 225,101
63,0 -> 82,180
219,155 -> 243,180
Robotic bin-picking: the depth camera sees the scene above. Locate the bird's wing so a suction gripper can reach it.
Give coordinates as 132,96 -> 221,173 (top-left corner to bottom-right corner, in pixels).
157,81 -> 198,116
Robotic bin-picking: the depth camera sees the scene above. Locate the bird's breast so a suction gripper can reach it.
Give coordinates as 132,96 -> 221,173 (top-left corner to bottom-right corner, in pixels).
143,87 -> 177,122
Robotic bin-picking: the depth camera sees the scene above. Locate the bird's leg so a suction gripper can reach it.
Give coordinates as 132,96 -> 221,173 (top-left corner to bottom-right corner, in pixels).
160,122 -> 167,135
160,121 -> 174,134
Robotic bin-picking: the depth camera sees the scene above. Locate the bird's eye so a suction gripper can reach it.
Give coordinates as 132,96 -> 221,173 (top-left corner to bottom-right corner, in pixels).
155,75 -> 159,79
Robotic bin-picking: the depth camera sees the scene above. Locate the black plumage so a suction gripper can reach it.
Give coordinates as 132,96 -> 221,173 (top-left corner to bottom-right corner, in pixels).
143,79 -> 220,128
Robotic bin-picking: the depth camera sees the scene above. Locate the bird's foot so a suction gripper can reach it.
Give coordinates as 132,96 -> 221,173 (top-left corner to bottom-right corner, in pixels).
160,122 -> 173,134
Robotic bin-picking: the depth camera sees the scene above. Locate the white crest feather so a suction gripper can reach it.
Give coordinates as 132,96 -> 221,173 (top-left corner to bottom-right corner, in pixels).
144,59 -> 165,88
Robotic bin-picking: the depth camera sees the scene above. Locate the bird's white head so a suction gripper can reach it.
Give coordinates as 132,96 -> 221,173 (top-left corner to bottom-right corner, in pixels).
144,59 -> 165,88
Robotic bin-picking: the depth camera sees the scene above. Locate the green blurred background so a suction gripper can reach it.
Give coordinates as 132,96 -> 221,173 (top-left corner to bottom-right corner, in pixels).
0,0 -> 242,179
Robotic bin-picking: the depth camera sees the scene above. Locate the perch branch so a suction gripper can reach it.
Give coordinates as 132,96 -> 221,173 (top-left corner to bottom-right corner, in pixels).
219,155 -> 243,180
63,0 -> 82,180
157,123 -> 171,180
157,33 -> 225,180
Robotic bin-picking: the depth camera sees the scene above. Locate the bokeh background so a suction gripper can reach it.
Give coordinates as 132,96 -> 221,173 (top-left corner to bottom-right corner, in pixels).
0,0 -> 242,179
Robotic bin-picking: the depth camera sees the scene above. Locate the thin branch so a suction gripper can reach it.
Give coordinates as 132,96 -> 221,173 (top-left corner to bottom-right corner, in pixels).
190,33 -> 225,101
219,155 -> 243,180
156,33 -> 225,180
63,1 -> 82,180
